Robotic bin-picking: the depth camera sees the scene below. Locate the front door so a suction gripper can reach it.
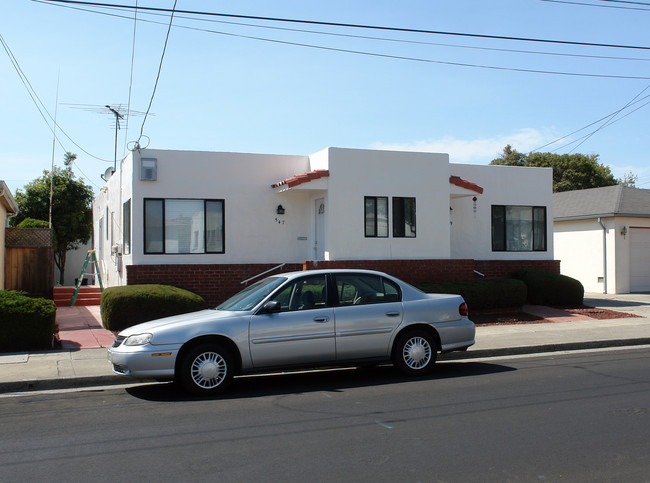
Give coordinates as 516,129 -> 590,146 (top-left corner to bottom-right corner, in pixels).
314,198 -> 325,260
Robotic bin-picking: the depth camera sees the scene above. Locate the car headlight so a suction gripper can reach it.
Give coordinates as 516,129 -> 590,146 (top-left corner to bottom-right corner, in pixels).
124,333 -> 153,346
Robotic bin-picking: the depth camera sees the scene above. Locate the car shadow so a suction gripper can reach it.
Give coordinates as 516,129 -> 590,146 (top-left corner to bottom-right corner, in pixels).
125,361 -> 516,402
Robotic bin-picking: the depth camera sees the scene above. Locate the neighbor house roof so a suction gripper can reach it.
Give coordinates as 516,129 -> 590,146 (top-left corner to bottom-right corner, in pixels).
0,180 -> 19,214
554,184 -> 650,221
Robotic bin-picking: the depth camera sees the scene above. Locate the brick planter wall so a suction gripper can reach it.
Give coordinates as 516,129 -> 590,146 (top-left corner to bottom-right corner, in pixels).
127,259 -> 560,306
126,263 -> 302,306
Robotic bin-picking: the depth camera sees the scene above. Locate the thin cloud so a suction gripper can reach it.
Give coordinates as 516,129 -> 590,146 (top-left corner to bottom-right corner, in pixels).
370,128 -> 552,163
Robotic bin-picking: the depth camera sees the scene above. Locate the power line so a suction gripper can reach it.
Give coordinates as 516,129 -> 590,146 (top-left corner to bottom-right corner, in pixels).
123,0 -> 138,156
34,1 -> 650,80
0,32 -> 113,163
38,0 -> 650,51
531,92 -> 650,152
37,0 -> 650,64
540,0 -> 650,11
137,0 -> 177,145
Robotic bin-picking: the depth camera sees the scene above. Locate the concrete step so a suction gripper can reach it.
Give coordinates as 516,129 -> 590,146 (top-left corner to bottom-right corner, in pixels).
53,286 -> 102,307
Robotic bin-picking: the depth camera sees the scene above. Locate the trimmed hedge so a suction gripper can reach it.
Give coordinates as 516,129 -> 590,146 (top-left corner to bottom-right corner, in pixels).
101,284 -> 208,332
511,270 -> 584,307
0,291 -> 57,352
415,279 -> 527,311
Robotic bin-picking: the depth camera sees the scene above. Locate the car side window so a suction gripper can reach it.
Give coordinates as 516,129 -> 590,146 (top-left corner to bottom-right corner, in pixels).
269,275 -> 328,312
335,274 -> 401,306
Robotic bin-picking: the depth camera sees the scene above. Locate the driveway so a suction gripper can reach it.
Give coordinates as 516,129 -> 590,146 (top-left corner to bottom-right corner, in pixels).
584,292 -> 650,318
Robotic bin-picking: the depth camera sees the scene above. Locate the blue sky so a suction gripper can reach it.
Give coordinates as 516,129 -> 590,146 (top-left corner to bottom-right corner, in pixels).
2,0 -> 650,195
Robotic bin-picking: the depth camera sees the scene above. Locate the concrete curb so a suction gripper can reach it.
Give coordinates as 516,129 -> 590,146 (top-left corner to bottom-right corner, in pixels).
0,375 -> 156,394
442,338 -> 650,360
2,338 -> 649,394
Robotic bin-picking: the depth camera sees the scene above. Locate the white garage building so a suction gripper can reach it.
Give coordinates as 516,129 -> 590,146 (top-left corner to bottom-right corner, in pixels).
554,185 -> 650,294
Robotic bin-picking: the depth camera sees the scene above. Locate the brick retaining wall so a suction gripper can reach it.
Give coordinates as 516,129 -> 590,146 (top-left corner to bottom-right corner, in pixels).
127,259 -> 560,306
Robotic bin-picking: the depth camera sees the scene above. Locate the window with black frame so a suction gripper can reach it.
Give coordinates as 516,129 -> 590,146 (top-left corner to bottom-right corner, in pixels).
392,197 -> 416,238
492,205 -> 546,251
144,198 -> 224,254
364,196 -> 389,238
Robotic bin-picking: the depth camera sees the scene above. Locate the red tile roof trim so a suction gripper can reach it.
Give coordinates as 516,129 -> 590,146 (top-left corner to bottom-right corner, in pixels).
449,175 -> 484,194
272,169 -> 330,189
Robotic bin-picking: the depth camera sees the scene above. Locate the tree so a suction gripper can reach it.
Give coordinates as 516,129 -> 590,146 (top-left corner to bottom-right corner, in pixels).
490,145 -> 619,192
12,152 -> 94,285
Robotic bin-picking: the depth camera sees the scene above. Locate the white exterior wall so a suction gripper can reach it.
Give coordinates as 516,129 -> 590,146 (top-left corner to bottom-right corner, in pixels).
323,148 -> 451,260
554,219 -> 608,293
93,147 -> 556,287
553,216 -> 650,294
449,164 -> 554,260
94,149 -> 315,285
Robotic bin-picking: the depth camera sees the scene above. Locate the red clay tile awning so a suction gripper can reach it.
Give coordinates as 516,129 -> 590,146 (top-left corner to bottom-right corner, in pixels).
272,169 -> 330,189
449,175 -> 484,194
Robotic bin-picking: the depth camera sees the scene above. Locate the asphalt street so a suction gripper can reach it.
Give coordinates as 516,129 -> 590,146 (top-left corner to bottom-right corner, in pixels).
1,347 -> 649,482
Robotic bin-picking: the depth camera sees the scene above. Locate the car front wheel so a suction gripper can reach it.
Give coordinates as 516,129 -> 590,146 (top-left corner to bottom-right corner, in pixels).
178,343 -> 234,395
393,330 -> 437,376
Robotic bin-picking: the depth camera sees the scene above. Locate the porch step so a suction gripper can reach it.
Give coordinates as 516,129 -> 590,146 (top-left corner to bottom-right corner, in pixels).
53,286 -> 102,307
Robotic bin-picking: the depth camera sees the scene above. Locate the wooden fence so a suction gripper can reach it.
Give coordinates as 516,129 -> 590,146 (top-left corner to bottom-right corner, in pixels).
5,228 -> 54,299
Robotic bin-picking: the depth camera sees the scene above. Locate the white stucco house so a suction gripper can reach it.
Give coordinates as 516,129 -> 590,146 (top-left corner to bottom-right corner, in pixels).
554,184 -> 650,294
93,147 -> 556,304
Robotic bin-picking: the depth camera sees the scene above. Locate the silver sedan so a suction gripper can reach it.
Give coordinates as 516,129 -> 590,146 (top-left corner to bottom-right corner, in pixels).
108,269 -> 475,395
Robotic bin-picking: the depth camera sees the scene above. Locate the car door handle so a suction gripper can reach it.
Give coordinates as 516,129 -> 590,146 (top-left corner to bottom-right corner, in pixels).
313,316 -> 330,323
385,311 -> 401,317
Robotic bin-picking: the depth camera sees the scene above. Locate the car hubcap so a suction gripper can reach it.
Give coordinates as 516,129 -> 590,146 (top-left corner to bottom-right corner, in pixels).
191,352 -> 227,389
403,336 -> 431,369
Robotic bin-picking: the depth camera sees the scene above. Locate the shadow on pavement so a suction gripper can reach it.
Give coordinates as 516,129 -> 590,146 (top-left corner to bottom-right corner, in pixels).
584,298 -> 650,309
125,361 -> 516,402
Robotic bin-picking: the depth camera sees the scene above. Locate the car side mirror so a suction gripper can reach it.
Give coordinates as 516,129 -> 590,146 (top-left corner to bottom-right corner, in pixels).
261,301 -> 281,314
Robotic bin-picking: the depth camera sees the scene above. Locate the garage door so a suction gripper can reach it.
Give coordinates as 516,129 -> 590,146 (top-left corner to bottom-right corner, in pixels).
630,228 -> 650,292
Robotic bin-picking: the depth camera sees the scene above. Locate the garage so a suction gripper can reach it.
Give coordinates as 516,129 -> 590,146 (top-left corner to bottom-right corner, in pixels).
630,227 -> 650,292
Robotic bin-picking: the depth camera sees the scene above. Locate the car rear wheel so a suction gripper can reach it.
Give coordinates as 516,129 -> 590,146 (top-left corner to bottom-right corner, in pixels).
178,343 -> 233,395
393,330 -> 437,376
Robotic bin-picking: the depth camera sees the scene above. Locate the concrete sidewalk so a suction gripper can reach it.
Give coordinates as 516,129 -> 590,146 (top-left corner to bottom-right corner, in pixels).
1,293 -> 649,394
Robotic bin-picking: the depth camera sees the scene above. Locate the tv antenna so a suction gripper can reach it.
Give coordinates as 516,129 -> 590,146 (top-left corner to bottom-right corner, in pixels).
64,103 -> 149,171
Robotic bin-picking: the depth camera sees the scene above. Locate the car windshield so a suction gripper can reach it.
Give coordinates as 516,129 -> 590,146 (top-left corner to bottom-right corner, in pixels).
217,277 -> 287,311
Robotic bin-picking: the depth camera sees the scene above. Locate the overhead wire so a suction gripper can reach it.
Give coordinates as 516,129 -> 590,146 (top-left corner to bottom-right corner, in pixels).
0,32 -> 113,164
540,0 -> 650,11
137,0 -> 178,146
32,0 -> 650,80
34,0 -> 650,64
122,0 -> 138,156
567,84 -> 650,152
530,92 -> 650,152
38,0 -> 650,51
1,33 -> 106,189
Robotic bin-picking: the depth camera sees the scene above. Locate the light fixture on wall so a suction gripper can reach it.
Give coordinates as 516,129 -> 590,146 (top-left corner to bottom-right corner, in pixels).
621,226 -> 627,238
276,204 -> 285,215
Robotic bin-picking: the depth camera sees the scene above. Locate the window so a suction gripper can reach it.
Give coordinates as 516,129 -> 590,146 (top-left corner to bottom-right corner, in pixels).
144,198 -> 224,254
122,199 -> 131,255
334,274 -> 401,305
392,197 -> 416,238
269,275 -> 328,312
364,196 -> 388,237
492,205 -> 546,252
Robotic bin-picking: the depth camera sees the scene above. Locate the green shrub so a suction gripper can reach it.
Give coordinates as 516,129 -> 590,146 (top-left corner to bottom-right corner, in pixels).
101,285 -> 208,331
17,218 -> 49,229
0,291 -> 57,352
511,270 -> 584,306
415,279 -> 527,311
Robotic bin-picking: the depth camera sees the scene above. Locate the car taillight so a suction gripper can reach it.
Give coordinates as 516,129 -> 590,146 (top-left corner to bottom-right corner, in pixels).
459,302 -> 468,317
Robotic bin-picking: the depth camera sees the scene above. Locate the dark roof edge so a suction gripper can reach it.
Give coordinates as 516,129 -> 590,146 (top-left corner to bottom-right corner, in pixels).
554,213 -> 650,222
